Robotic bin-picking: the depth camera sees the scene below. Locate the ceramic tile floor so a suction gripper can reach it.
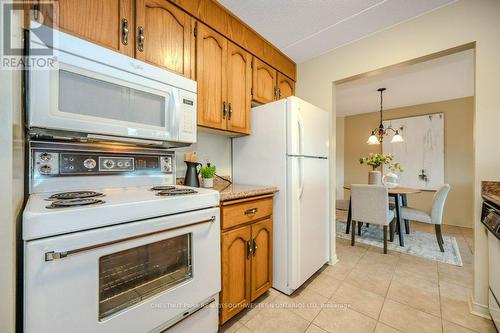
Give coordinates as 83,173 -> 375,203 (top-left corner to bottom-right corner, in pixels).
219,218 -> 496,333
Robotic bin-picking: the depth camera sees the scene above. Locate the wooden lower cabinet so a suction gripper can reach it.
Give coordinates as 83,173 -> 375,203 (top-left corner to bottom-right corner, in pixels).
250,218 -> 273,300
220,225 -> 252,324
219,196 -> 273,324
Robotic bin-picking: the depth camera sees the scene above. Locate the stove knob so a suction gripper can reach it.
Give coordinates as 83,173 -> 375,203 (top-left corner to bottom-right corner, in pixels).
103,159 -> 115,169
83,158 -> 96,169
39,165 -> 52,175
39,152 -> 52,162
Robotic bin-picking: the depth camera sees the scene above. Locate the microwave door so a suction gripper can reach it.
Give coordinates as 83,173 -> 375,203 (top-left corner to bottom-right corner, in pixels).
28,35 -> 193,144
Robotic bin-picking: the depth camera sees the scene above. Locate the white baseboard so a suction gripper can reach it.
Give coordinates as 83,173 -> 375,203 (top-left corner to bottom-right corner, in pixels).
328,256 -> 339,266
469,295 -> 491,319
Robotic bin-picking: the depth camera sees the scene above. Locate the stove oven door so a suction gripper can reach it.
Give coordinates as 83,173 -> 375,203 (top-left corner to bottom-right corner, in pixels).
24,208 -> 220,333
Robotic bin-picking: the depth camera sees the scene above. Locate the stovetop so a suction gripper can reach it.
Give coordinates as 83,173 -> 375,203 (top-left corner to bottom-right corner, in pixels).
47,191 -> 105,201
23,185 -> 219,241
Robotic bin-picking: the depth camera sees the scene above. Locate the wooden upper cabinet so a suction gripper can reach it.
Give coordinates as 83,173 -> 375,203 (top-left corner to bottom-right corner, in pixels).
196,23 -> 228,130
226,42 -> 252,134
250,218 -> 273,301
36,0 -> 134,56
220,225 -> 252,324
277,72 -> 295,99
135,0 -> 194,78
252,57 -> 277,104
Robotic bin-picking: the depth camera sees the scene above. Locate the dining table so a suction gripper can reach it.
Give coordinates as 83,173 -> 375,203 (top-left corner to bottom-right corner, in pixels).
343,185 -> 422,247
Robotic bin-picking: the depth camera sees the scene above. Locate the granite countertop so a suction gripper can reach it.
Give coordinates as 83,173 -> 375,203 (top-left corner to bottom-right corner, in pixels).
482,181 -> 500,206
177,176 -> 278,202
216,182 -> 279,202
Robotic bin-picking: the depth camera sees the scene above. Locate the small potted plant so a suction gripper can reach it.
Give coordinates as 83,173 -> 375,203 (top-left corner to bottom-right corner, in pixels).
359,153 -> 402,185
200,164 -> 216,188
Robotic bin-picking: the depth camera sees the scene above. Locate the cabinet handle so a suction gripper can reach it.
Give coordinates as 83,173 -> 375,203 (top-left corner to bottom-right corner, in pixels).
252,239 -> 258,256
137,26 -> 145,52
121,18 -> 129,45
274,87 -> 279,100
278,88 -> 281,99
228,103 -> 232,120
222,101 -> 228,119
246,240 -> 253,259
244,208 -> 258,215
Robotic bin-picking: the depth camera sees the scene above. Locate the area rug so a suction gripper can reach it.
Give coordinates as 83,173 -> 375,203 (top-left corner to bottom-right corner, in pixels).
336,218 -> 463,266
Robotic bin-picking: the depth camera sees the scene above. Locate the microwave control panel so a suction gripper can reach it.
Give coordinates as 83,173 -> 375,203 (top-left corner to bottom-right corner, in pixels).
179,92 -> 197,143
34,151 -> 174,176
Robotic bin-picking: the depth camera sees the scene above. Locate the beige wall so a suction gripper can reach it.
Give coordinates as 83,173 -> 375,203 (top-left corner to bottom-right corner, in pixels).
296,0 -> 500,315
343,97 -> 474,227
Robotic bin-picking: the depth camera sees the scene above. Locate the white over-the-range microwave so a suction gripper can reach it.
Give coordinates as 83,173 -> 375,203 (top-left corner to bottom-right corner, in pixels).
27,24 -> 197,146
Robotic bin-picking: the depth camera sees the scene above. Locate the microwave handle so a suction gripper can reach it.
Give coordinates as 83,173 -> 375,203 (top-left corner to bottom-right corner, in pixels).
44,216 -> 216,261
170,90 -> 180,139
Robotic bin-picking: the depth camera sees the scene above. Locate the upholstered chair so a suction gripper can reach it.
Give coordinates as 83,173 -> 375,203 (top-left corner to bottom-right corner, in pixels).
350,185 -> 396,254
401,184 -> 450,252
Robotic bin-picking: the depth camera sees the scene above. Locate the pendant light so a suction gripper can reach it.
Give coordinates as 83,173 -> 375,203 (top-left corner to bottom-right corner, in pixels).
367,88 -> 404,145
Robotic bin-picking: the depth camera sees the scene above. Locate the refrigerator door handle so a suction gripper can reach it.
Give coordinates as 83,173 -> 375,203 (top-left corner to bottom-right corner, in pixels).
297,113 -> 305,155
298,156 -> 304,199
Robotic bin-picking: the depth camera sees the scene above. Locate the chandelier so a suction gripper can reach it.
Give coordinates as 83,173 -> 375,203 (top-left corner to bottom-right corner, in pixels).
367,88 -> 404,145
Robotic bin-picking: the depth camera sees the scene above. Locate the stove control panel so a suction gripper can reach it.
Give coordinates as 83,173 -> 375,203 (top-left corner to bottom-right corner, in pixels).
34,152 -> 59,175
99,157 -> 134,172
34,151 -> 175,176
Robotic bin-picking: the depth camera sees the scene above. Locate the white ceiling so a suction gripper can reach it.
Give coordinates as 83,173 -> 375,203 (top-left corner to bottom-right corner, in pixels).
218,0 -> 456,63
335,49 -> 474,117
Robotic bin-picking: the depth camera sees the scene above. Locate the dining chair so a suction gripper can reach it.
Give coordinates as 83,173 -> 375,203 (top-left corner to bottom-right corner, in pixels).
401,184 -> 450,252
389,196 -> 411,234
350,185 -> 396,254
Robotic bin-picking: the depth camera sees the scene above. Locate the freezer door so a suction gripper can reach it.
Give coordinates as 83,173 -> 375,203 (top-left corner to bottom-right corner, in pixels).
286,97 -> 329,157
287,156 -> 329,291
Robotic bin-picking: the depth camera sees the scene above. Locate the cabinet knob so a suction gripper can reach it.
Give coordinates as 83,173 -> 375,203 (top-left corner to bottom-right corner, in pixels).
228,103 -> 232,120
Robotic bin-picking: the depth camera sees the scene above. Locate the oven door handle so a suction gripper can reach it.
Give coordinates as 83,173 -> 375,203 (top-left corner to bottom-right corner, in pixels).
44,216 -> 216,261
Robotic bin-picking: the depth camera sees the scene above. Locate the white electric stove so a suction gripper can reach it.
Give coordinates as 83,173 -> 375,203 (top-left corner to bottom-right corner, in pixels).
23,141 -> 221,333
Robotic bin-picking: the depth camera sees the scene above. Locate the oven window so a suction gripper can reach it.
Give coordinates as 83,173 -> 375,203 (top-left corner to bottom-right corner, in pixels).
98,234 -> 192,320
58,70 -> 167,128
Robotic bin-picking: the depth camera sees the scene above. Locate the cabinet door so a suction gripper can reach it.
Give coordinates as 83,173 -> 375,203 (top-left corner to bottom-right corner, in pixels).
196,23 -> 228,130
226,42 -> 252,134
35,0 -> 134,57
135,0 -> 193,77
220,226 -> 252,324
277,72 -> 295,99
252,57 -> 277,104
250,218 -> 273,301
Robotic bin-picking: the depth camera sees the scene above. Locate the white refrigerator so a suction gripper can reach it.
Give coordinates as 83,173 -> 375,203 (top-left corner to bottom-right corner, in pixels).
233,96 -> 330,295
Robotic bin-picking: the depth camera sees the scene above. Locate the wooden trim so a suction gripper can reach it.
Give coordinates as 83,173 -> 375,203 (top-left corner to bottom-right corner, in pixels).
167,0 -> 296,81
